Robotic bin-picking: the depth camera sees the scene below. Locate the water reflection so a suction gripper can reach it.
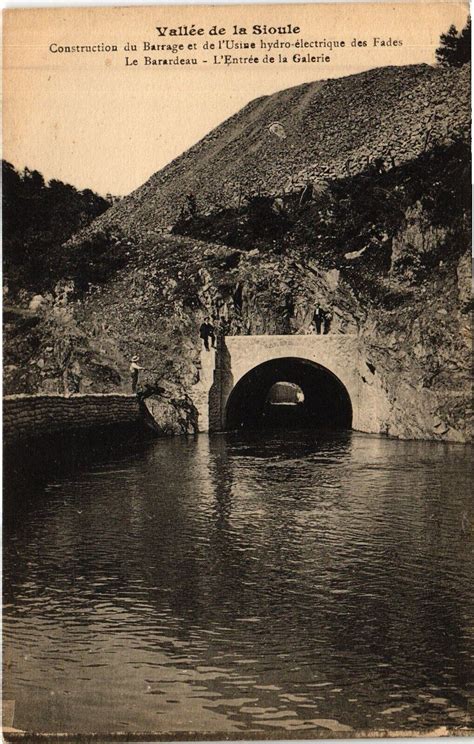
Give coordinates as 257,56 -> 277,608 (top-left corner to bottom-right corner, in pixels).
3,431 -> 472,735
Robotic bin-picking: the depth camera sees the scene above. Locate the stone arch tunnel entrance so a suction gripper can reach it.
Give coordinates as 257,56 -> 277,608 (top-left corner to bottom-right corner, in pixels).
225,357 -> 352,431
193,335 -> 389,434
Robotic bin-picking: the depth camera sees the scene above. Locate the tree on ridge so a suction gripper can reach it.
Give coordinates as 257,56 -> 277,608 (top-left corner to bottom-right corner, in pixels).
436,17 -> 471,67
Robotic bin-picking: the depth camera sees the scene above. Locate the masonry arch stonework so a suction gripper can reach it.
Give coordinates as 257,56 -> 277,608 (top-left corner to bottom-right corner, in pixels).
192,335 -> 392,435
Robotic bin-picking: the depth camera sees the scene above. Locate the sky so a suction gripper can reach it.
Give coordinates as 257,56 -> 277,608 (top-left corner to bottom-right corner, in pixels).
3,2 -> 469,196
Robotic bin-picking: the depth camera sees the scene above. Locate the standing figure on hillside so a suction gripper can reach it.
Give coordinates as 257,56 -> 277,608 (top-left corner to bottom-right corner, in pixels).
313,303 -> 324,335
199,317 -> 215,351
323,310 -> 333,335
130,355 -> 145,393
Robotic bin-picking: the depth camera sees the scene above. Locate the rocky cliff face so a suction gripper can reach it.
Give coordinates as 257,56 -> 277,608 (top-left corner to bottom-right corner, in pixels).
4,63 -> 471,441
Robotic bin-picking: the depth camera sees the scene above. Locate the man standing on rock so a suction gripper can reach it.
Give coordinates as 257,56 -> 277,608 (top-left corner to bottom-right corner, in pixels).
323,310 -> 333,335
313,303 -> 324,335
199,317 -> 215,351
130,355 -> 145,393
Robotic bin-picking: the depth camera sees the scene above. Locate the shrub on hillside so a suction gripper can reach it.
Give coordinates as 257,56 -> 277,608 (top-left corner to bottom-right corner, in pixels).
60,230 -> 130,295
173,139 -> 470,300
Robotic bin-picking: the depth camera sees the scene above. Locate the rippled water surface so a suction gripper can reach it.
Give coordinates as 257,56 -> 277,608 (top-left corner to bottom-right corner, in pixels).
3,431 -> 473,736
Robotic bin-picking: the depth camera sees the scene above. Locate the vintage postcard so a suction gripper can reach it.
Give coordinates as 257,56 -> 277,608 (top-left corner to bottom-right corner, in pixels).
2,2 -> 472,741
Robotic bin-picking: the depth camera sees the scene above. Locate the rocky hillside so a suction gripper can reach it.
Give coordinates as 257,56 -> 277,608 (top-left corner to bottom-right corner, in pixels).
71,63 -> 470,237
4,63 -> 471,441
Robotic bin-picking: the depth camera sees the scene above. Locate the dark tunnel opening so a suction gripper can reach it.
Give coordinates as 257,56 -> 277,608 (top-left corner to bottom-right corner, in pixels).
225,357 -> 352,431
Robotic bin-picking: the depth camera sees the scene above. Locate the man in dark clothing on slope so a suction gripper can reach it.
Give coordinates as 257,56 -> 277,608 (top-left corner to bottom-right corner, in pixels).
323,310 -> 333,335
199,317 -> 215,351
313,303 -> 324,335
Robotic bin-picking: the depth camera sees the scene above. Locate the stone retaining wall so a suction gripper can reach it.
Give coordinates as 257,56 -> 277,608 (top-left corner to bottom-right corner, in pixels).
3,394 -> 142,445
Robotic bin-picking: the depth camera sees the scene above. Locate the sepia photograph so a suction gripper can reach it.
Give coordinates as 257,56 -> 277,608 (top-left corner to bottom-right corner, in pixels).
2,2 -> 472,740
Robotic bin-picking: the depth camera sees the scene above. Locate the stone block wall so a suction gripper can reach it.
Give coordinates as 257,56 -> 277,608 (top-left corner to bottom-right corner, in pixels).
3,394 -> 142,445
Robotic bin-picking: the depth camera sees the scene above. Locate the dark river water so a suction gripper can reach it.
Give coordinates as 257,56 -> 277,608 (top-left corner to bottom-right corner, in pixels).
3,431 -> 473,737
